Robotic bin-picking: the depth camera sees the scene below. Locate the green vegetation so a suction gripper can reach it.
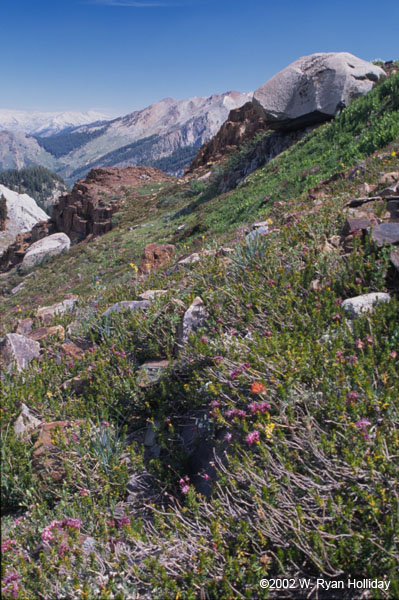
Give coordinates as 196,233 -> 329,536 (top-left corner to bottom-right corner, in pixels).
0,166 -> 66,211
1,75 -> 399,599
35,126 -> 108,158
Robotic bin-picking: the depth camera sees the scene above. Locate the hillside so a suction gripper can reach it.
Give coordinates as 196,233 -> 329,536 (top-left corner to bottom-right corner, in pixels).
0,167 -> 67,212
1,71 -> 399,600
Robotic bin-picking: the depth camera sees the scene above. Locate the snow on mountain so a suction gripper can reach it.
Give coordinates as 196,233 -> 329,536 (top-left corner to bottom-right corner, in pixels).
0,184 -> 49,255
0,109 -> 112,137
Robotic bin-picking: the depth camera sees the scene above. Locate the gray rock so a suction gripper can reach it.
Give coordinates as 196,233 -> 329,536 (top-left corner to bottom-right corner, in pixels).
253,52 -> 384,130
246,226 -> 270,243
20,233 -> 71,273
102,300 -> 150,318
0,333 -> 40,372
371,223 -> 399,247
342,292 -> 391,319
36,295 -> 79,323
14,403 -> 41,437
175,297 -> 208,350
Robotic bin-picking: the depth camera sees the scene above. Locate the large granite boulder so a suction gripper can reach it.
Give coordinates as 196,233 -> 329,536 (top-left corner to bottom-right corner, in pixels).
19,232 -> 70,273
253,52 -> 385,130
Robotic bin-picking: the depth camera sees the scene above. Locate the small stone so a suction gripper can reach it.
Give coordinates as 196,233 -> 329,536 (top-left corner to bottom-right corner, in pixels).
60,343 -> 85,360
177,253 -> 201,265
136,359 -> 170,387
342,293 -> 391,319
246,226 -> 270,243
175,297 -> 208,351
138,289 -> 167,301
14,404 -> 41,437
0,333 -> 40,372
36,295 -> 79,324
102,300 -> 150,317
10,281 -> 26,295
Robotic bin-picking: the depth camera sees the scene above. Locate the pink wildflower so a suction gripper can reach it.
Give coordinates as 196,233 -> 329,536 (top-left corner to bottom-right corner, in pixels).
224,432 -> 232,443
246,431 -> 260,445
346,391 -> 359,403
202,473 -> 210,480
390,350 -> 397,359
355,339 -> 364,350
249,401 -> 271,415
355,418 -> 371,429
332,314 -> 341,322
80,489 -> 90,497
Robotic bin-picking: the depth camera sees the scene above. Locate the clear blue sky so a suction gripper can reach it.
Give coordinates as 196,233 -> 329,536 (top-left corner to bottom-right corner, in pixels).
2,0 -> 398,116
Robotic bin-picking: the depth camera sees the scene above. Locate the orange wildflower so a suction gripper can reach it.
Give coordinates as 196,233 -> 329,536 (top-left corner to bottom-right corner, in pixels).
251,382 -> 266,394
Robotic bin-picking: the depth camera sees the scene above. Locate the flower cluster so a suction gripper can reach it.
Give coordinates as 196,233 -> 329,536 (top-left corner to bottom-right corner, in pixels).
2,572 -> 20,599
179,476 -> 190,494
41,518 -> 82,543
248,401 -> 271,415
246,431 -> 260,445
355,418 -> 372,440
250,382 -> 266,394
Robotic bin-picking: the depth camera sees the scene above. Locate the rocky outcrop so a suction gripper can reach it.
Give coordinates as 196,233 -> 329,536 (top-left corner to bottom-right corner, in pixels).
188,102 -> 268,171
19,232 -> 71,273
0,219 -> 56,272
52,166 -> 173,242
253,53 -> 384,131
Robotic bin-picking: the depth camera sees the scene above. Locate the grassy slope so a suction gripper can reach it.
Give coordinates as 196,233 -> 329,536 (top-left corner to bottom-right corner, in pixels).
1,75 -> 399,599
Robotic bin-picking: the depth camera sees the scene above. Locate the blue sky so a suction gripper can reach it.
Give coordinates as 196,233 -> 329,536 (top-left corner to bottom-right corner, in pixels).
2,0 -> 398,116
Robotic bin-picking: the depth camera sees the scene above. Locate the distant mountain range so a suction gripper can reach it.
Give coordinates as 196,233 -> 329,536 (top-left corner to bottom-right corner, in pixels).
0,93 -> 251,182
0,109 -> 112,137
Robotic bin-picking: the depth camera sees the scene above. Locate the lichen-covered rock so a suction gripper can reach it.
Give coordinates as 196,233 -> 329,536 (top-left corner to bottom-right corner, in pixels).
0,333 -> 40,372
253,52 -> 384,130
28,325 -> 65,343
20,233 -> 70,273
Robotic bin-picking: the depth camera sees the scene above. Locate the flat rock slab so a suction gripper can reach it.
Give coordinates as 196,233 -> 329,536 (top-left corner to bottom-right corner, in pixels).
28,325 -> 65,343
36,295 -> 79,324
371,223 -> 399,247
102,300 -> 151,317
342,217 -> 371,236
20,233 -> 71,273
342,292 -> 391,319
0,333 -> 40,372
